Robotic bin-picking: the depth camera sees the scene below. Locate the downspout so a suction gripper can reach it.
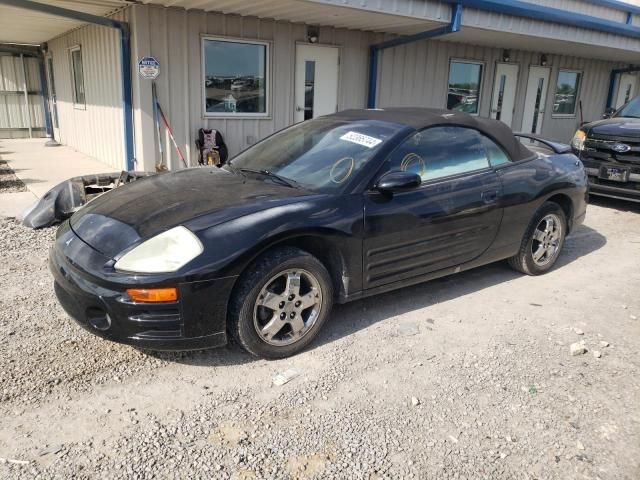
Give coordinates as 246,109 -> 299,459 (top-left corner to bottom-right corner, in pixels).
0,0 -> 135,171
606,66 -> 640,109
38,57 -> 53,139
367,3 -> 462,108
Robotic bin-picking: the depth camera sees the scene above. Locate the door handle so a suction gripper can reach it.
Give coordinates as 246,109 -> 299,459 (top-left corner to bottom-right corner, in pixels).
481,189 -> 499,203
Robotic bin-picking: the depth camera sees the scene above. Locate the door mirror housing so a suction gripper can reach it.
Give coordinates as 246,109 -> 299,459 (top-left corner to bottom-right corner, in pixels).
602,107 -> 615,119
376,171 -> 422,193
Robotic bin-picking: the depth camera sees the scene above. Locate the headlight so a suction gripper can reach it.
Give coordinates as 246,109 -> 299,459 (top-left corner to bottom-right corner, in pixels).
571,129 -> 586,151
114,226 -> 203,273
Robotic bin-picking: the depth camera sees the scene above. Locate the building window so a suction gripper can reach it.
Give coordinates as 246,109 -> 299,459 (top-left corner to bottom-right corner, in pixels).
447,60 -> 483,115
552,70 -> 581,116
202,37 -> 269,117
70,46 -> 85,108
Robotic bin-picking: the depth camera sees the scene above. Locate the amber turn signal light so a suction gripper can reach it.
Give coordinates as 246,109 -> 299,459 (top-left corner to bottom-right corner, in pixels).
126,287 -> 178,303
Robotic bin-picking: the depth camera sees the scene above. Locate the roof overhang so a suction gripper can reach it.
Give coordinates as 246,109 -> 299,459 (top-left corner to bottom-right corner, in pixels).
0,0 -> 131,44
0,0 -> 638,63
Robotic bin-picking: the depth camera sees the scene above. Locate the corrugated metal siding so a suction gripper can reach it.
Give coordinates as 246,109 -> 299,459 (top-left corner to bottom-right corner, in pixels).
131,4 -> 374,170
376,38 -> 624,143
0,54 -> 45,138
534,0 -> 628,23
460,8 -> 640,56
47,10 -> 128,170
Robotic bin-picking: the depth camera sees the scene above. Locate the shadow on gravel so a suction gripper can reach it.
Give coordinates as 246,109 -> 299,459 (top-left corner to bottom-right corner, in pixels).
157,224 -> 605,366
311,224 -> 606,351
589,195 -> 640,214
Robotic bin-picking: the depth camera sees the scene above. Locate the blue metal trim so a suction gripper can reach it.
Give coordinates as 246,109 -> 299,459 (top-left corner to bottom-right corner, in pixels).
38,58 -> 52,138
367,3 -> 462,108
441,0 -> 640,39
0,0 -> 135,170
581,0 -> 640,16
118,23 -> 135,171
606,65 -> 640,108
366,47 -> 379,109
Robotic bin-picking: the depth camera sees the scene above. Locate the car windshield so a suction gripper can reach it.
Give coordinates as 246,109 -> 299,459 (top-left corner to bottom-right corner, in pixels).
227,117 -> 406,193
616,96 -> 640,118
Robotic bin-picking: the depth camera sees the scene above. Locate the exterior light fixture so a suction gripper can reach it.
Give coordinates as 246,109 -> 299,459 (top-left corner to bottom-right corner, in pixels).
307,25 -> 319,43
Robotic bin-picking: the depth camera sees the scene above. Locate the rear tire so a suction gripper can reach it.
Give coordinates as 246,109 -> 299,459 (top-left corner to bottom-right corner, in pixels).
508,201 -> 567,275
228,247 -> 333,359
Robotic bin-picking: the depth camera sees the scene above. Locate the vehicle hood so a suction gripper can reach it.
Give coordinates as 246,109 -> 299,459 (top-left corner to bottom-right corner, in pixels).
585,117 -> 640,138
70,167 -> 312,258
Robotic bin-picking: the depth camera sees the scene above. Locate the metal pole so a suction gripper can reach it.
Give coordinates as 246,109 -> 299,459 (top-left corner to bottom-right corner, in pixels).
20,53 -> 33,138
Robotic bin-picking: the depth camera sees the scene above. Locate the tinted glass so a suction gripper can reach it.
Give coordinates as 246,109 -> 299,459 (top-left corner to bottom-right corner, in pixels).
553,71 -> 581,115
482,135 -> 510,166
203,39 -> 267,114
616,96 -> 640,118
71,49 -> 85,105
229,118 -> 405,193
386,126 -> 490,182
447,62 -> 482,114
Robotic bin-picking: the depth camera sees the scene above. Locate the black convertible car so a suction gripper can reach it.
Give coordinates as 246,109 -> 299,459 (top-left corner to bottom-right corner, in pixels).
50,108 -> 587,358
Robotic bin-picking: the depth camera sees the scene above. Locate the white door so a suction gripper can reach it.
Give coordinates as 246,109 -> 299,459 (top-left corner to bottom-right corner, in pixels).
490,63 -> 519,127
521,66 -> 550,135
45,54 -> 60,141
615,73 -> 637,108
294,44 -> 339,122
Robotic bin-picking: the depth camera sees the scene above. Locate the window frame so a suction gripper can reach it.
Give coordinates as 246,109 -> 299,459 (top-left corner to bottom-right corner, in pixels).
201,35 -> 271,119
69,45 -> 85,110
551,69 -> 582,118
375,125 -> 503,190
446,58 -> 485,117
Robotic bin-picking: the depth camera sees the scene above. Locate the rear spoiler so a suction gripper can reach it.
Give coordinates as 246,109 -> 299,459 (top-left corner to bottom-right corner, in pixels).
514,133 -> 572,155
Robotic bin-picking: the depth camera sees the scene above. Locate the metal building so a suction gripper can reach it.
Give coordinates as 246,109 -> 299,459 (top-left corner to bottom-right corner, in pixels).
0,0 -> 638,171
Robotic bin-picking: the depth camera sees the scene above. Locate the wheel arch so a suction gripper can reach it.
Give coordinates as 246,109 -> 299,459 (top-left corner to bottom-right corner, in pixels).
545,193 -> 574,233
229,228 -> 352,304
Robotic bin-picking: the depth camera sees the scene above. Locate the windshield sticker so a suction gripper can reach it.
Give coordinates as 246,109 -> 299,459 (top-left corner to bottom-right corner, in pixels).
340,131 -> 382,149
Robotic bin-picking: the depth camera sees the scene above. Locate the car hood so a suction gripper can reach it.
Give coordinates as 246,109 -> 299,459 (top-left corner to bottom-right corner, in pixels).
586,117 -> 640,138
70,167 -> 312,258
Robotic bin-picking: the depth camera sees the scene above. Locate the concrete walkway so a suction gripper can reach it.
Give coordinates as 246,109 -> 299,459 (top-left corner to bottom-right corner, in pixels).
0,138 -> 110,219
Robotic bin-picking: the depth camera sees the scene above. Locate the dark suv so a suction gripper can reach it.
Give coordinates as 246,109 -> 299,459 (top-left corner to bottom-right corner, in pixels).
572,96 -> 640,202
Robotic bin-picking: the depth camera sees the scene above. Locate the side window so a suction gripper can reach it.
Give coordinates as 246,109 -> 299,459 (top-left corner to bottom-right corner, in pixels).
481,135 -> 511,166
386,126 -> 490,182
70,46 -> 85,107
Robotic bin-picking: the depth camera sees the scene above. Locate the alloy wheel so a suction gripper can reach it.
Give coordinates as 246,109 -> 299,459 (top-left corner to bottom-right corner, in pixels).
531,213 -> 562,266
253,269 -> 323,346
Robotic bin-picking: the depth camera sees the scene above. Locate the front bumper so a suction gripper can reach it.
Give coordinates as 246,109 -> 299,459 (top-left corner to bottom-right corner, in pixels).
49,223 -> 236,351
583,163 -> 640,203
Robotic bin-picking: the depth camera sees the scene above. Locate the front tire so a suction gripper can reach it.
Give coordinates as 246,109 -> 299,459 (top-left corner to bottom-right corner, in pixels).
508,201 -> 567,275
228,247 -> 334,359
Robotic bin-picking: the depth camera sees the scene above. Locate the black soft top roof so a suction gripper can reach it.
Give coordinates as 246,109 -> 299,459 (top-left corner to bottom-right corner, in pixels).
330,107 -> 535,162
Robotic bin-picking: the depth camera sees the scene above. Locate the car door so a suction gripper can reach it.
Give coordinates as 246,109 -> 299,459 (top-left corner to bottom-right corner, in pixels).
363,126 -> 505,290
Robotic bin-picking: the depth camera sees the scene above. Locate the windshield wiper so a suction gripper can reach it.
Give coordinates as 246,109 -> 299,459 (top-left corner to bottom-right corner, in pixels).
238,168 -> 300,189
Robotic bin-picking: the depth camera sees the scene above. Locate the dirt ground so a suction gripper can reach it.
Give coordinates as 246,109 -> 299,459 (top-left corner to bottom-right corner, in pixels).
1,197 -> 639,479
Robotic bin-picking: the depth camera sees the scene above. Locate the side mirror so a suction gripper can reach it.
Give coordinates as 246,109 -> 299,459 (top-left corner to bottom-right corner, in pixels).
376,171 -> 421,193
602,107 -> 615,119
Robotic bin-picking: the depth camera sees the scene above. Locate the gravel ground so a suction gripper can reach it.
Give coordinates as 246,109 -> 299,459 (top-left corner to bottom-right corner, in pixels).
0,161 -> 27,193
1,198 -> 639,479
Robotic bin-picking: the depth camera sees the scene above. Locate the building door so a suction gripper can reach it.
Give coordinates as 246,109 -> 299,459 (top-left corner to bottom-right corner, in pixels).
521,66 -> 550,135
294,44 -> 339,122
490,63 -> 518,127
615,73 -> 637,109
45,54 -> 60,140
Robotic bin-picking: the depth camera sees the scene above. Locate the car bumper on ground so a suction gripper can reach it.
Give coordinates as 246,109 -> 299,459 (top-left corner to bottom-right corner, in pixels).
49,224 -> 236,351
